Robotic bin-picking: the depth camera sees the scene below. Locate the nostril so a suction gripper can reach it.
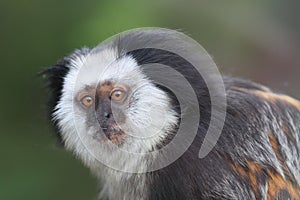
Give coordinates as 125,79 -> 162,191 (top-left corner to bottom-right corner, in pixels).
104,112 -> 111,118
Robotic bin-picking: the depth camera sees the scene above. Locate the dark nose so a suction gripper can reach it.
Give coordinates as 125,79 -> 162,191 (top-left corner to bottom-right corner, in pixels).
96,113 -> 113,130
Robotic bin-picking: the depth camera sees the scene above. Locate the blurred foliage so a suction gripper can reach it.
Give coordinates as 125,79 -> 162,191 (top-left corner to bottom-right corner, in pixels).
0,0 -> 299,199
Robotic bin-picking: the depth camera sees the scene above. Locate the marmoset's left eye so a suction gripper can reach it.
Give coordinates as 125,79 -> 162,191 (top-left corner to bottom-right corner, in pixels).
110,89 -> 127,102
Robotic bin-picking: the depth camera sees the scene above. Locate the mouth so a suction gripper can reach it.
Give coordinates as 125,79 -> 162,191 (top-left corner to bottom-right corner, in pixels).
94,124 -> 126,144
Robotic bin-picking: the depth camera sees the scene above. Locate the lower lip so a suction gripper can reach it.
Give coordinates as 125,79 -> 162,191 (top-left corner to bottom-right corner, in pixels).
93,130 -> 125,144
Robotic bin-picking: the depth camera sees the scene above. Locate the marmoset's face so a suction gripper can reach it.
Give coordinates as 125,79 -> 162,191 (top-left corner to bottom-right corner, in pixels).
76,81 -> 129,144
54,48 -> 178,155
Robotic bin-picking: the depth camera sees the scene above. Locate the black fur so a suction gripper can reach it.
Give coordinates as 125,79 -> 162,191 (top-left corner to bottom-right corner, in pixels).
42,48 -> 90,143
147,78 -> 300,199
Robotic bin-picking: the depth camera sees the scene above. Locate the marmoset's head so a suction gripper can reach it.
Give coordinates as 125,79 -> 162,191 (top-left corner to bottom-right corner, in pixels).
43,30 -> 191,169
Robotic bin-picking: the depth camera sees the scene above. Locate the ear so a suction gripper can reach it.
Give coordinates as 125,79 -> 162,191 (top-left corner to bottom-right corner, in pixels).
41,47 -> 90,145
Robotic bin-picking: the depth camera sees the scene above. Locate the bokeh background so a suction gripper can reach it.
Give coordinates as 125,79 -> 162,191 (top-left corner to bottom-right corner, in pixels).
1,1 -> 299,199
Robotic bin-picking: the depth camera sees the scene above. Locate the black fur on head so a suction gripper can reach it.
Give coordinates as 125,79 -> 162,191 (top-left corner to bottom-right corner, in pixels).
41,48 -> 90,144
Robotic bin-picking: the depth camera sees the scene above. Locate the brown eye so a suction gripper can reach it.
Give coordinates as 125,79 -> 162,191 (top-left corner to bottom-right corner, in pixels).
111,89 -> 126,102
80,96 -> 93,107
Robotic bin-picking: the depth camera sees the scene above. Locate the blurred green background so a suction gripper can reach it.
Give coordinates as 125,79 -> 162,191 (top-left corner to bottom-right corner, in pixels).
0,0 -> 299,199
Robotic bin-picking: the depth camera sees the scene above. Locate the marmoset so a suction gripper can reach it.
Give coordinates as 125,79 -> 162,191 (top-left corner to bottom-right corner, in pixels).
43,28 -> 300,200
